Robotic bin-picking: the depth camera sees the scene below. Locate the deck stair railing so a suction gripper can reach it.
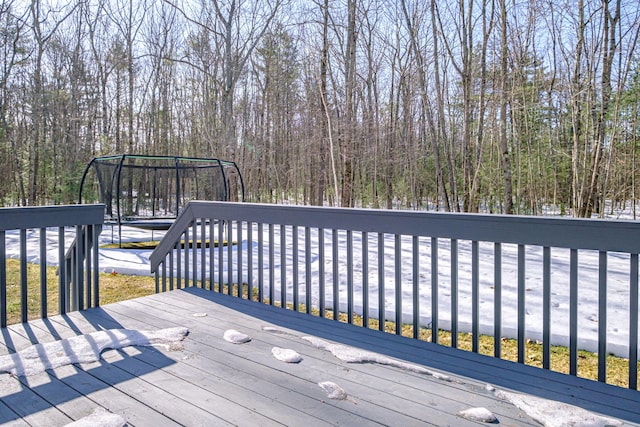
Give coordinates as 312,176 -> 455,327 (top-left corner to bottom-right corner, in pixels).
0,204 -> 105,327
150,201 -> 640,389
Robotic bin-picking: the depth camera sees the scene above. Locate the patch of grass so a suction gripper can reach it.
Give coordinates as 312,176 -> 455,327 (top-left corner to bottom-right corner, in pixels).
3,259 -> 60,324
99,270 -> 156,303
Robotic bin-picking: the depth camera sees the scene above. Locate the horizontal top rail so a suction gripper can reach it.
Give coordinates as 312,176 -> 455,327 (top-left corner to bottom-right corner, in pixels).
151,202 -> 640,271
0,204 -> 105,231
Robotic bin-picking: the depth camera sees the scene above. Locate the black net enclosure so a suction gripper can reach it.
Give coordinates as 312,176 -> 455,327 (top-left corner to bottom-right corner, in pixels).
79,154 -> 245,228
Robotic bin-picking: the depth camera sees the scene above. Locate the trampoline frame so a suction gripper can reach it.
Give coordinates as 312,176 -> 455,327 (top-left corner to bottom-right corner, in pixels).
79,154 -> 244,236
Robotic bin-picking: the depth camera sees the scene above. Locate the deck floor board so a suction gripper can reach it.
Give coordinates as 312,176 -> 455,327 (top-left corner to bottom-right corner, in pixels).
122,293 -> 535,425
1,287 -> 639,426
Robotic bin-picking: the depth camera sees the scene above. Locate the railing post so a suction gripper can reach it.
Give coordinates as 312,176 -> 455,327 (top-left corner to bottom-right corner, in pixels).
40,228 -> 47,318
59,227 -> 66,314
0,231 -> 6,328
20,229 -> 27,323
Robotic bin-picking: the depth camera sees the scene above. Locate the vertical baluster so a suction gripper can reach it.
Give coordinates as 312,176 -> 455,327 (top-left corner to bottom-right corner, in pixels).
451,239 -> 458,348
1,230 -> 6,327
494,242 -> 502,357
92,225 -> 100,307
630,253 -> 638,390
517,244 -> 526,363
378,232 -> 384,331
156,263 -> 161,294
293,225 -> 299,310
21,228 -> 28,321
363,232 -> 369,328
269,223 -> 275,305
193,221 -> 199,287
394,234 -> 401,334
248,222 -> 254,300
229,220 -> 235,296
218,220 -> 224,292
201,220 -> 206,287
281,224 -> 287,308
40,228 -> 47,317
306,227 -> 312,315
161,260 -> 167,292
182,227 -> 191,288
598,251 -> 607,383
333,229 -> 339,321
543,246 -> 551,369
184,227 -> 190,288
472,241 -> 479,352
209,220 -> 215,291
412,236 -> 419,339
58,227 -> 66,314
170,245 -> 175,290
258,223 -> 264,303
85,226 -> 91,309
432,237 -> 439,344
176,238 -> 182,290
348,230 -> 354,324
75,227 -> 84,312
192,221 -> 198,287
237,221 -> 243,294
74,226 -> 83,312
319,228 -> 325,317
570,249 -> 578,376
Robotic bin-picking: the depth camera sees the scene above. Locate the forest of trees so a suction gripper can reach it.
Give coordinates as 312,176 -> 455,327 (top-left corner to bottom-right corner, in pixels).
0,0 -> 639,217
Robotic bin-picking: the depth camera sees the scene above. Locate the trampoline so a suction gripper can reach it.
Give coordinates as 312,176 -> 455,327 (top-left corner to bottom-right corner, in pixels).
79,154 -> 244,237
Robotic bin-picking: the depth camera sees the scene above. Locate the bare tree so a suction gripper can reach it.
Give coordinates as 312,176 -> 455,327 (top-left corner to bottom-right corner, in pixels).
498,0 -> 513,214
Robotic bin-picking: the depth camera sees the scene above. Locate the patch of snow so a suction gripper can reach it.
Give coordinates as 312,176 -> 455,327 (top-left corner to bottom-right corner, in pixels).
495,389 -> 622,427
262,326 -> 298,337
223,329 -> 251,344
65,407 -> 126,427
318,381 -> 348,400
302,336 -> 450,381
271,347 -> 302,363
0,327 -> 188,377
457,407 -> 497,423
192,312 -> 208,317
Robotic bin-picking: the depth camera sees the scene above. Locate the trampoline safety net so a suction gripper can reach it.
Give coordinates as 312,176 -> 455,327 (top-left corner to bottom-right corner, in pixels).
79,154 -> 245,225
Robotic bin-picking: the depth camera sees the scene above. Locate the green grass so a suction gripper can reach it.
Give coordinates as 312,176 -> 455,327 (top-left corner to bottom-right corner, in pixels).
3,260 -> 638,388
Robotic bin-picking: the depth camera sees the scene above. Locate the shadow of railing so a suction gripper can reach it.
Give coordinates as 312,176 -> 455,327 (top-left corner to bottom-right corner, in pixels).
0,306 -> 179,424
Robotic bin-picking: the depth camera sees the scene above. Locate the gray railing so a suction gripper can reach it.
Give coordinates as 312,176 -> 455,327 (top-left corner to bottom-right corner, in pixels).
150,201 -> 640,389
0,204 -> 104,327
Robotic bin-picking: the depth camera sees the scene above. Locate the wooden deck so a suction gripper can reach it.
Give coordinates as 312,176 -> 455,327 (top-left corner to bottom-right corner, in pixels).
1,288 -> 639,427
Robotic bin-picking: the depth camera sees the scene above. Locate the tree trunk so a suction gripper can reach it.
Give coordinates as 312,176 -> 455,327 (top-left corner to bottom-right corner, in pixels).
499,0 -> 513,214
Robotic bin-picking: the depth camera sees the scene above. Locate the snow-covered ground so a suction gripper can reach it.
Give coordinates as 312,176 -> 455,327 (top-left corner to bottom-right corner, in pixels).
4,205 -> 640,359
